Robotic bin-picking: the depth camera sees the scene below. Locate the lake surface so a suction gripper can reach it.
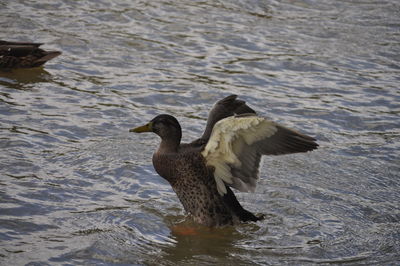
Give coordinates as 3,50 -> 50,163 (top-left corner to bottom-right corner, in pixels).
1,0 -> 399,265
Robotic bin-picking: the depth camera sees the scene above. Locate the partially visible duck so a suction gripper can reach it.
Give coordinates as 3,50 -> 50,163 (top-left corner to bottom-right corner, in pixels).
0,40 -> 61,69
130,95 -> 318,227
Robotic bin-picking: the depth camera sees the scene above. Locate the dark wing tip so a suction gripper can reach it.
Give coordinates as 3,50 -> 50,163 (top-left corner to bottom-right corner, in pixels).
284,130 -> 319,152
259,124 -> 319,155
217,94 -> 256,115
217,94 -> 238,104
33,51 -> 62,66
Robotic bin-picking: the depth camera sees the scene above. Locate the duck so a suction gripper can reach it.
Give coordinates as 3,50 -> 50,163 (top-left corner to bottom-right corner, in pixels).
130,95 -> 318,227
0,40 -> 61,69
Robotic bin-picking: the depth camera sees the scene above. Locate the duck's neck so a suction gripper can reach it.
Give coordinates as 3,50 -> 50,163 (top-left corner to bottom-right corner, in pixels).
158,137 -> 180,153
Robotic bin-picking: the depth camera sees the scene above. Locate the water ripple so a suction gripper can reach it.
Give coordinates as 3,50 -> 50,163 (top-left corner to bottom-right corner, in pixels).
1,0 -> 399,265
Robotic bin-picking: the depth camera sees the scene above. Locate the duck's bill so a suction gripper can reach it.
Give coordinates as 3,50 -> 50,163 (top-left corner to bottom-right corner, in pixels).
129,122 -> 152,133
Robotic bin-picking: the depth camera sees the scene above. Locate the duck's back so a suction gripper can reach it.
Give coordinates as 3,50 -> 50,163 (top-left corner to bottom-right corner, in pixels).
0,40 -> 61,68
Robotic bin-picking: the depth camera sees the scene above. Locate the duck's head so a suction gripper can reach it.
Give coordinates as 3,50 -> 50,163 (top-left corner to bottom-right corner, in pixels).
130,114 -> 182,143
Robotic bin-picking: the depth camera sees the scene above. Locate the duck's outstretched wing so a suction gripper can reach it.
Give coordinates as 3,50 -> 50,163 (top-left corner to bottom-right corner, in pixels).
201,114 -> 318,195
191,95 -> 256,146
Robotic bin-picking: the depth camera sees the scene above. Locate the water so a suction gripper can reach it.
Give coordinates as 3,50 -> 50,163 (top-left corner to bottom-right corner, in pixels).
1,0 -> 399,265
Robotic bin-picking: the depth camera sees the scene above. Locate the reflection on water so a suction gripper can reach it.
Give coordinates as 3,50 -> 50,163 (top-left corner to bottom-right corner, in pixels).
0,68 -> 55,86
1,0 -> 400,265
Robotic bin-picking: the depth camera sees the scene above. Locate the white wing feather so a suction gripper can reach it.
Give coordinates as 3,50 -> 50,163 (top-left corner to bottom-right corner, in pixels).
201,116 -> 278,195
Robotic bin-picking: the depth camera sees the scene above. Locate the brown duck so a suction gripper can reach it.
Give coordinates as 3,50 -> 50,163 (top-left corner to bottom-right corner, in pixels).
130,95 -> 318,227
0,40 -> 61,69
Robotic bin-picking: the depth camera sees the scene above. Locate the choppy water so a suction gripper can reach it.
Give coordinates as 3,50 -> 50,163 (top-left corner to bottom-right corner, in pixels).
1,0 -> 400,265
